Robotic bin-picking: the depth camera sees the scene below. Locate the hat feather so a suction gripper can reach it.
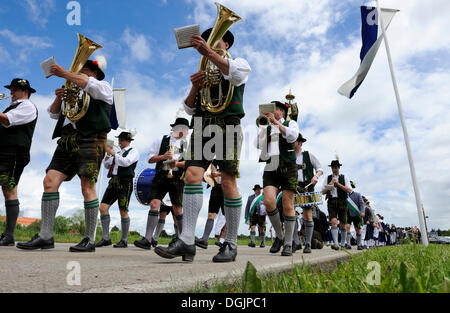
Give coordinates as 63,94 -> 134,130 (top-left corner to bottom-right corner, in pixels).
94,55 -> 107,72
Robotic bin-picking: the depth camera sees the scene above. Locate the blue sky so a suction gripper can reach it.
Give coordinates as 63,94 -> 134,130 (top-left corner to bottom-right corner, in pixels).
1,0 -> 449,237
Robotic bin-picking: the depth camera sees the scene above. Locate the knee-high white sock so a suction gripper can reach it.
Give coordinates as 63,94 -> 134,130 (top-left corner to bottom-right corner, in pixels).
179,185 -> 203,245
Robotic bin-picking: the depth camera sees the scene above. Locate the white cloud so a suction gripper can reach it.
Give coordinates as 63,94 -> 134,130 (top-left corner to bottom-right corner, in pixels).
0,29 -> 52,63
122,28 -> 152,63
20,0 -> 56,28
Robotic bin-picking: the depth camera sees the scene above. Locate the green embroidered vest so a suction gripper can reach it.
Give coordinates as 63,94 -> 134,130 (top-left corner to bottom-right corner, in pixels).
116,148 -> 137,178
327,174 -> 347,200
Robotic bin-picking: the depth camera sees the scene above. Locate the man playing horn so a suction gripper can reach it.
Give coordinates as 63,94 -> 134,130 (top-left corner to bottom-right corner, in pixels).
134,117 -> 189,250
256,101 -> 299,257
0,79 -> 38,246
17,57 -> 113,252
155,26 -> 251,263
96,130 -> 139,249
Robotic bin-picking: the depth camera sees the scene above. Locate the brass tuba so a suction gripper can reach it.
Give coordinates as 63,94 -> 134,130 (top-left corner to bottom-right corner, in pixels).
62,33 -> 103,122
199,2 -> 242,114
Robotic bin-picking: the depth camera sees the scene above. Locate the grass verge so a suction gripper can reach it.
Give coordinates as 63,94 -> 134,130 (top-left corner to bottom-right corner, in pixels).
188,243 -> 449,293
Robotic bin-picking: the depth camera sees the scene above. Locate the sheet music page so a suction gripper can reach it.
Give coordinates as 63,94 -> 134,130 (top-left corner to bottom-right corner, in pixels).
259,103 -> 276,115
174,24 -> 200,49
40,57 -> 56,78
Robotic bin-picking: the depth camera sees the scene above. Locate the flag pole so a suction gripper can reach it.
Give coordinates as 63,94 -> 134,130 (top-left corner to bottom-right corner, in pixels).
376,0 -> 428,246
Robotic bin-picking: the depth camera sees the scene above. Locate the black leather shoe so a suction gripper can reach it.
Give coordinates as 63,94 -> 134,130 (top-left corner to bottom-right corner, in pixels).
303,243 -> 312,254
260,242 -> 266,248
134,237 -> 151,250
154,238 -> 196,262
95,238 -> 112,247
281,244 -> 292,256
312,239 -> 324,249
0,233 -> 14,246
215,241 -> 223,248
69,237 -> 95,252
113,240 -> 128,248
151,238 -> 158,247
331,243 -> 340,251
195,238 -> 208,249
212,242 -> 237,263
16,234 -> 54,250
357,245 -> 364,250
270,237 -> 284,253
345,244 -> 352,250
248,242 -> 256,248
292,241 -> 302,252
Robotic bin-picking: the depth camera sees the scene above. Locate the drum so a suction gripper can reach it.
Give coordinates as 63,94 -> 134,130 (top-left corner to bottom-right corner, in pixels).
134,168 -> 156,205
295,191 -> 323,208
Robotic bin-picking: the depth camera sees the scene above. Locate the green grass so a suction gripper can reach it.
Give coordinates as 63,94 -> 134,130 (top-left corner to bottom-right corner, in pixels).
188,243 -> 450,293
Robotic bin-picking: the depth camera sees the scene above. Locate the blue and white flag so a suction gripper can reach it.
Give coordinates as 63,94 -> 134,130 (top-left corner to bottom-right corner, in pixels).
338,6 -> 398,99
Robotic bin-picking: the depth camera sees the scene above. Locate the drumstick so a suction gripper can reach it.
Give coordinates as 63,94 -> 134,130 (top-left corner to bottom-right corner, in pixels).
305,182 -> 313,189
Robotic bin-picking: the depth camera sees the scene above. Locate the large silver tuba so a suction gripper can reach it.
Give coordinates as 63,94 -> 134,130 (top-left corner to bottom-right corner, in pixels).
198,2 -> 242,114
62,33 -> 103,122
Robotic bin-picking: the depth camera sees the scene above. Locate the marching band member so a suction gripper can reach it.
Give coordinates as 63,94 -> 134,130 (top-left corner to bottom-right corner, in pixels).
134,117 -> 189,250
345,181 -> 365,250
362,196 -> 376,248
0,79 -> 38,246
256,101 -> 299,256
294,133 -> 323,253
17,57 -> 113,252
321,159 -> 352,251
155,27 -> 250,263
96,130 -> 139,248
244,184 -> 267,248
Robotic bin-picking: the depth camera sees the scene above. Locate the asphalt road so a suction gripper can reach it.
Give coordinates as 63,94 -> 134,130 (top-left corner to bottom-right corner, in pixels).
0,243 -> 363,293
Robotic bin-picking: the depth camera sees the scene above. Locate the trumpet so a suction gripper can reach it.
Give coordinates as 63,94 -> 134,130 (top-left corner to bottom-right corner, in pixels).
256,103 -> 276,127
255,115 -> 269,127
0,93 -> 10,101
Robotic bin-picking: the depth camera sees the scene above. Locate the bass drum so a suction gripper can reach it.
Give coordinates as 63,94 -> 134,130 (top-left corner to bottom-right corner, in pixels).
134,168 -> 156,205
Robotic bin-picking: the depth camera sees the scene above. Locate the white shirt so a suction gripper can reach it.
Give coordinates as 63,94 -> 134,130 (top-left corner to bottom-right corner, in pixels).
296,150 -> 323,183
48,77 -> 114,128
2,99 -> 37,128
147,135 -> 188,172
322,172 -> 352,198
255,118 -> 299,159
183,57 -> 251,115
104,146 -> 139,176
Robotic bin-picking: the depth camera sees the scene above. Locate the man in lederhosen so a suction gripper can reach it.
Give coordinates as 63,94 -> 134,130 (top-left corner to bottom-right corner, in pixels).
321,159 -> 352,251
362,196 -> 376,249
155,27 -> 251,263
256,101 -> 299,256
96,131 -> 139,248
345,181 -> 365,250
17,58 -> 113,252
134,118 -> 189,250
294,133 -> 323,253
244,184 -> 267,248
0,79 -> 38,246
